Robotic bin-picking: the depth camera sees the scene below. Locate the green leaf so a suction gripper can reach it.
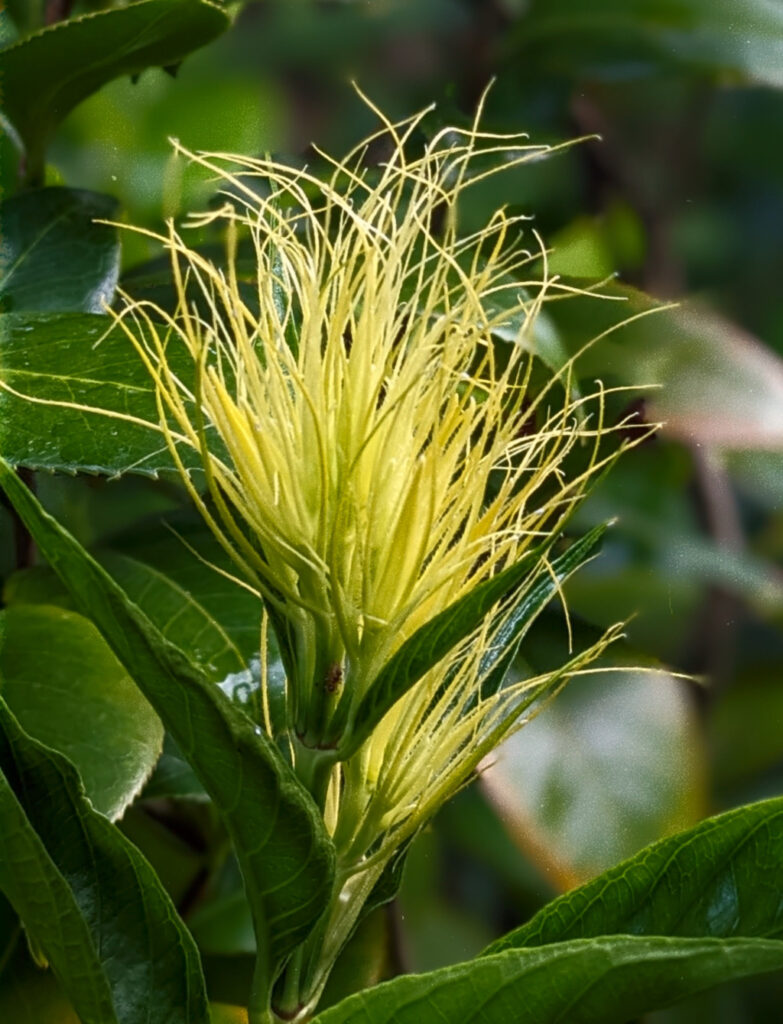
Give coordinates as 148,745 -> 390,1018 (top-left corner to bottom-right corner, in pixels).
0,312 -> 196,476
0,188 -> 119,313
517,0 -> 783,89
100,514 -> 265,674
0,603 -> 164,819
476,525 -> 608,698
0,753 -> 114,1024
312,936 -> 783,1024
0,459 -> 335,999
0,695 -> 209,1024
485,796 -> 783,954
5,519 -> 265,683
0,0 -> 231,180
340,525 -> 606,759
481,667 -> 705,889
102,550 -> 252,680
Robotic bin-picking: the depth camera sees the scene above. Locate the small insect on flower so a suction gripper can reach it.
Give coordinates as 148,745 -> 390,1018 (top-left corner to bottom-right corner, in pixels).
106,91 -> 645,1010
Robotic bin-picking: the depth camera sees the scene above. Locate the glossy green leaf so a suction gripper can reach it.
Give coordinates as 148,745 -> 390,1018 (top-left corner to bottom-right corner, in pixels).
313,936 -> 783,1024
0,696 -> 209,1024
517,0 -> 783,89
0,459 -> 335,1000
0,0 -> 231,179
4,520 -> 264,683
0,312 -> 196,476
0,603 -> 163,819
482,667 -> 705,888
340,525 -> 606,759
0,770 -> 115,1024
486,796 -> 783,956
100,515 -> 264,675
0,188 -> 119,313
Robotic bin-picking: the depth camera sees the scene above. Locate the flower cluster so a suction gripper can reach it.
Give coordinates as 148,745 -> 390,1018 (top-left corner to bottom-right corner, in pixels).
113,96 -> 631,1009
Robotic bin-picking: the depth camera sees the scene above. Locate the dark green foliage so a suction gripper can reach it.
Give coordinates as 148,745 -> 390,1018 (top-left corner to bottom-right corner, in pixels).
0,188 -> 119,312
0,697 -> 209,1024
2,1 -> 783,1021
0,313 -> 194,476
0,0 -> 230,181
313,937 -> 783,1024
0,460 -> 336,1003
486,797 -> 783,953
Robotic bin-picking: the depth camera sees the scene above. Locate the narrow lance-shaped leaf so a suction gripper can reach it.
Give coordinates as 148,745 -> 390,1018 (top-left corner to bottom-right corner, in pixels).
339,524 -> 606,759
484,795 -> 783,955
0,459 -> 336,1003
476,523 -> 607,698
0,696 -> 209,1024
312,935 -> 783,1024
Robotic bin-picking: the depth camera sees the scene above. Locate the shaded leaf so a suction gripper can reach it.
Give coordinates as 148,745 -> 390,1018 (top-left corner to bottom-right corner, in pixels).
0,459 -> 335,997
312,936 -> 783,1024
100,514 -> 265,675
0,188 -> 119,313
485,796 -> 783,955
0,0 -> 230,179
0,696 -> 209,1024
5,517 -> 264,684
516,0 -> 783,89
318,909 -> 390,1013
0,602 -> 164,819
210,1005 -> 249,1024
141,733 -> 206,800
708,669 -> 783,794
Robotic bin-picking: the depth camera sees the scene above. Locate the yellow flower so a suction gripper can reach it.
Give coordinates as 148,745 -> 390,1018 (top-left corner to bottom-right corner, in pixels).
111,95 -> 635,1005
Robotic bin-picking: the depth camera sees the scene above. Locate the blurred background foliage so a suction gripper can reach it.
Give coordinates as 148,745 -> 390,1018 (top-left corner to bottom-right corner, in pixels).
2,0 -> 783,1020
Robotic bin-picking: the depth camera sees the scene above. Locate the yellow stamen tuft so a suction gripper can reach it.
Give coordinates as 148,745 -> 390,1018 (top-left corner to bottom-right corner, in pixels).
103,98 -> 648,1000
